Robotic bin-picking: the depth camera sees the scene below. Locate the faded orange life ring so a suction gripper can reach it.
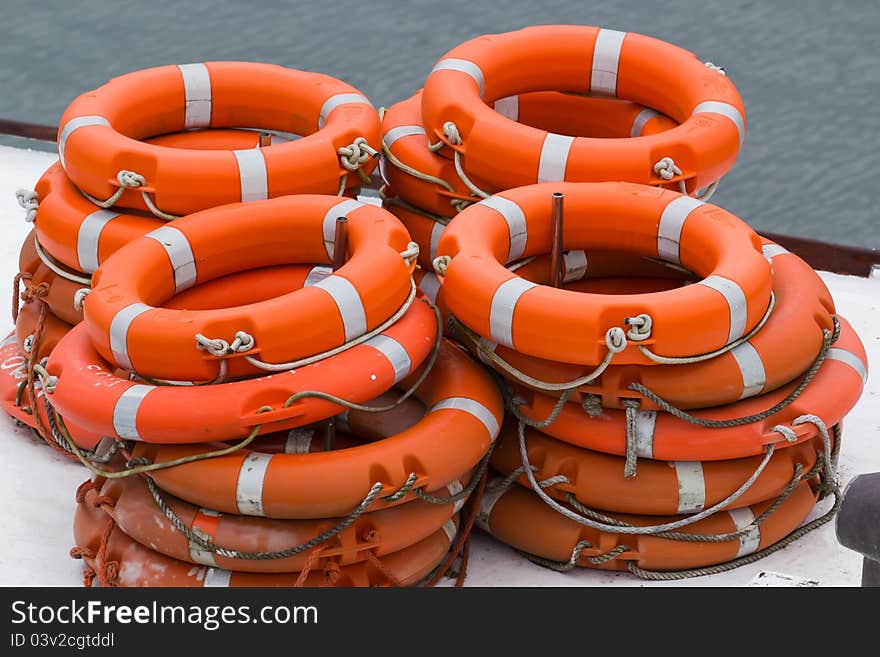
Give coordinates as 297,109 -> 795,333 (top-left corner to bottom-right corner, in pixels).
57,62 -> 380,216
382,89 -> 676,217
514,315 -> 866,461
123,339 -> 502,518
31,130 -> 294,275
15,301 -> 73,362
91,472 -> 466,573
421,25 -> 744,194
0,332 -> 34,427
74,495 -> 455,587
491,420 -> 824,516
477,478 -> 817,573
83,195 -> 417,381
45,297 -> 437,448
18,230 -> 87,326
437,182 -> 771,365
460,239 -> 835,410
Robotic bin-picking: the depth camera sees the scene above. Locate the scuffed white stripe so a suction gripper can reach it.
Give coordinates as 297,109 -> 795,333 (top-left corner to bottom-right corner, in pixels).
304,266 -> 332,287
692,101 -> 746,144
563,250 -> 588,282
674,461 -> 706,513
312,275 -> 367,341
77,209 -> 120,274
729,507 -> 761,557
178,63 -> 212,129
202,568 -> 232,587
232,149 -> 268,202
109,303 -> 152,371
235,453 -> 272,516
430,397 -> 499,440
382,124 -> 425,149
112,384 -> 154,441
590,29 -> 626,96
418,272 -> 440,303
476,480 -> 506,533
477,195 -> 527,263
441,519 -> 457,544
489,278 -> 537,348
634,410 -> 657,459
537,133 -> 574,183
631,108 -> 659,137
827,348 -> 868,384
429,58 -> 485,97
699,275 -> 749,343
657,196 -> 705,264
318,93 -> 373,130
731,342 -> 766,399
284,428 -> 314,454
761,243 -> 790,262
447,479 -> 466,514
58,115 -> 110,170
364,334 -> 411,384
494,95 -> 519,120
429,222 -> 445,262
145,225 -> 197,292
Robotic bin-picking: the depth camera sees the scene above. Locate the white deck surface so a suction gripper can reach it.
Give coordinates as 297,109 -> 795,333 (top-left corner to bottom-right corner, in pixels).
0,144 -> 876,587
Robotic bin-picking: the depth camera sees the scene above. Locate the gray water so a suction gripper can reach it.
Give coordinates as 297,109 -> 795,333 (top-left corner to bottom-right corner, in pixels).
1,0 -> 877,248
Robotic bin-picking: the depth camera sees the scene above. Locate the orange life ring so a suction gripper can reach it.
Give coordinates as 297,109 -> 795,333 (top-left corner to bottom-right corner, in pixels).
15,301 -> 73,362
0,332 -> 34,427
74,495 -> 455,587
514,315 -> 866,461
421,25 -> 744,194
123,339 -> 502,518
18,230 -> 87,326
477,478 -> 817,572
32,130 -> 294,275
45,297 -> 437,448
91,472 -> 466,573
491,420 -> 823,516
460,239 -> 835,410
57,62 -> 380,216
83,195 -> 416,380
437,182 -> 772,365
382,89 -> 676,217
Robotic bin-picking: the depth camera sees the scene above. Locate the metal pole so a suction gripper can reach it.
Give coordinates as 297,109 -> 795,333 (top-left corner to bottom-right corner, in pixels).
332,216 -> 349,271
550,192 -> 565,288
259,132 -> 272,147
323,416 -> 336,452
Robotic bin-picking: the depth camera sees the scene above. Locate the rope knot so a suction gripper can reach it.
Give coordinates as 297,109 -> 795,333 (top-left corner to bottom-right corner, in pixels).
432,254 -> 451,277
116,170 -> 146,189
653,157 -> 683,181
195,331 -> 255,357
338,137 -> 378,171
704,61 -> 726,75
20,280 -> 50,304
69,546 -> 95,560
101,561 -> 119,586
15,189 -> 39,222
625,313 -> 653,341
400,241 -> 420,266
581,394 -> 604,417
605,327 -> 628,353
442,121 -> 462,146
323,561 -> 341,584
73,288 -> 90,312
771,424 -> 798,443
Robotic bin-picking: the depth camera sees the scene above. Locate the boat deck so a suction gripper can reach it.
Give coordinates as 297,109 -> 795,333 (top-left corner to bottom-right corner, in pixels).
1,144 -> 876,587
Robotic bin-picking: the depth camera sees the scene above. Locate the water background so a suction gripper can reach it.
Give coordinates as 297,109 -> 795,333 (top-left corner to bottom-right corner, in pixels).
0,0 -> 877,248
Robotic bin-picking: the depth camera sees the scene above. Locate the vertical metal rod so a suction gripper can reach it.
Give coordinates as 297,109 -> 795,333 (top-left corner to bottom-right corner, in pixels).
332,216 -> 349,271
550,192 -> 565,288
323,416 -> 336,452
259,131 -> 272,147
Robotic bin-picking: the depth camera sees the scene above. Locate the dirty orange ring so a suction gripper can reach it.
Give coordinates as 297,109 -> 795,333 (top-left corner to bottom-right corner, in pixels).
421,25 -> 744,193
83,195 -> 416,381
437,182 -> 772,365
57,62 -> 380,216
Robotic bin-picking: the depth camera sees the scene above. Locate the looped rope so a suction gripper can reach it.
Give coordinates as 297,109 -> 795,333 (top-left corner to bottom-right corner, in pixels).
653,157 -> 682,181
73,288 -> 90,311
338,137 -> 379,172
400,241 -> 420,267
32,360 -> 58,393
427,120 -> 492,199
624,314 -> 652,341
432,255 -> 451,277
16,189 -> 39,222
77,169 -> 181,221
195,330 -> 255,357
32,233 -> 93,286
704,61 -> 726,75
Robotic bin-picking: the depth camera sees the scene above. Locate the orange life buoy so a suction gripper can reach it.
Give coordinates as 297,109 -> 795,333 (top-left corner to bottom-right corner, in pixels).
460,239 -> 835,410
18,230 -> 87,326
83,195 -> 416,380
477,478 -> 817,572
0,332 -> 33,427
382,89 -> 676,217
437,182 -> 771,365
15,301 -> 73,362
91,473 -> 466,573
124,339 -> 502,518
57,62 -> 380,216
73,496 -> 455,587
32,129 -> 295,275
421,25 -> 744,194
45,297 -> 437,448
491,420 -> 823,515
514,315 -> 866,461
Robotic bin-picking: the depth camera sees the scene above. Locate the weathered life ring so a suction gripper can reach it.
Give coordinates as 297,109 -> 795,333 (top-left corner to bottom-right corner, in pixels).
436,182 -> 771,365
421,25 -> 744,194
45,297 -> 437,448
0,332 -> 34,427
382,89 -> 676,216
18,230 -> 87,326
31,129 -> 294,275
83,195 -> 416,380
15,301 -> 73,362
460,239 -> 835,410
491,419 -> 823,515
88,472 -> 467,573
123,339 -> 502,518
73,495 -> 455,587
57,62 -> 380,216
514,315 -> 866,461
476,478 -> 817,573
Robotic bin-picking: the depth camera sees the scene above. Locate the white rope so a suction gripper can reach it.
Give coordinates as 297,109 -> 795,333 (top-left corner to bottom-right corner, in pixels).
427,120 -> 492,200
338,137 -> 379,172
694,179 -> 720,202
624,313 -> 653,341
32,233 -> 92,286
73,288 -> 90,312
78,169 -> 181,221
433,255 -> 451,277
400,241 -> 420,267
22,334 -> 34,354
704,61 -> 727,75
15,189 -> 39,222
244,278 -> 419,372
194,330 -> 255,358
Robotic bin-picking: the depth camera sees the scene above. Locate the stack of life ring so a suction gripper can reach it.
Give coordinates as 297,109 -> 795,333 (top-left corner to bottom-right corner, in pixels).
405,25 -> 868,579
4,62 -> 506,587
